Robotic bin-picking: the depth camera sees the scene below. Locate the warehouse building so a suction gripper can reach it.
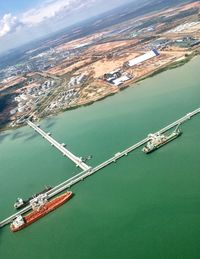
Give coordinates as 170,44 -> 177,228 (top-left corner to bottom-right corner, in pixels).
127,49 -> 159,67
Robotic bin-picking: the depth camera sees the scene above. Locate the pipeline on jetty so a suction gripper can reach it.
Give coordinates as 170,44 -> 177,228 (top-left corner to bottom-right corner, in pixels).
0,107 -> 199,228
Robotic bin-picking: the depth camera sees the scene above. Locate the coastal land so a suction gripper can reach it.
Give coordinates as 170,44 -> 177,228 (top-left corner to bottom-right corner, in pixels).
0,0 -> 200,131
1,52 -> 200,259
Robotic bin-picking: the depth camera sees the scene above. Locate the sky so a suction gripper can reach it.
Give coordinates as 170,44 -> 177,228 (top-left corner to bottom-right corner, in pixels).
0,0 -> 134,54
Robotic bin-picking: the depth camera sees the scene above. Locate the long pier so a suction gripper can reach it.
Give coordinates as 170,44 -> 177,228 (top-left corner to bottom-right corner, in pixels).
27,120 -> 90,171
0,107 -> 199,228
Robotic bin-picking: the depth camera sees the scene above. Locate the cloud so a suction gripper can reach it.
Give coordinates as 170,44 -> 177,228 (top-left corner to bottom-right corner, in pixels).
0,13 -> 23,38
0,0 -> 96,38
22,0 -> 94,26
0,0 -> 130,42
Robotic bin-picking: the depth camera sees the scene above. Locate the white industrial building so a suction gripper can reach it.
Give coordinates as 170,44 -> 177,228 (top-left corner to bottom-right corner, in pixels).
113,75 -> 130,86
127,49 -> 159,67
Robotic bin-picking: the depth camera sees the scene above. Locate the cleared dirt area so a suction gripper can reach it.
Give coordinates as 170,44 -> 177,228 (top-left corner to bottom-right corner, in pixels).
180,1 -> 200,11
0,76 -> 26,91
76,52 -> 141,78
83,40 -> 138,54
48,58 -> 92,76
76,80 -> 118,106
125,51 -> 189,80
55,32 -> 105,52
49,39 -> 139,77
134,1 -> 200,24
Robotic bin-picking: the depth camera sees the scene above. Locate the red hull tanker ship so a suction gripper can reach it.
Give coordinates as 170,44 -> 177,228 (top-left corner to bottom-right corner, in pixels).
10,191 -> 73,232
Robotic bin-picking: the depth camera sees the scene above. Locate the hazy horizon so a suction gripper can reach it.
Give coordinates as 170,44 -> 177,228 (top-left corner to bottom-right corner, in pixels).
0,0 -> 139,54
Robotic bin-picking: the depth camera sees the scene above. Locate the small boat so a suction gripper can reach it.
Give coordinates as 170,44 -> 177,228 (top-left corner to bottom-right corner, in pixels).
10,191 -> 73,232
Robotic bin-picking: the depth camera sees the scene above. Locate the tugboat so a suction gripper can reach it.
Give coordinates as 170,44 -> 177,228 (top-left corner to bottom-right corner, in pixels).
14,186 -> 52,210
10,191 -> 73,232
142,125 -> 181,154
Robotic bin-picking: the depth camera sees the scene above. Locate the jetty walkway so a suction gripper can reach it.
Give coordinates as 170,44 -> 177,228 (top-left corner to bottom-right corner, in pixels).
0,107 -> 199,228
27,120 -> 90,171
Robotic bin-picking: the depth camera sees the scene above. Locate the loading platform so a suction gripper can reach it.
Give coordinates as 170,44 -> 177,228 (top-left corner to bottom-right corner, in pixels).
0,107 -> 199,228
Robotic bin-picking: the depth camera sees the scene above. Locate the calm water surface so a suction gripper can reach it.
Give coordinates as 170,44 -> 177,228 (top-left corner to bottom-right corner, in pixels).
0,57 -> 200,259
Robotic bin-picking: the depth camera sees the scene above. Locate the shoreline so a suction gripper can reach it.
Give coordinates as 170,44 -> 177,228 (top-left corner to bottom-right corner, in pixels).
0,50 -> 199,134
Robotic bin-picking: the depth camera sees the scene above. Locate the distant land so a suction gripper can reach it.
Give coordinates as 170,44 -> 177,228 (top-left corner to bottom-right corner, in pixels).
0,0 -> 200,131
0,0 -> 195,67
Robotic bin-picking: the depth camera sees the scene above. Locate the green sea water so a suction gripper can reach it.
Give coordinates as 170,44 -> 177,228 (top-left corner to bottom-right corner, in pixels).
0,56 -> 200,259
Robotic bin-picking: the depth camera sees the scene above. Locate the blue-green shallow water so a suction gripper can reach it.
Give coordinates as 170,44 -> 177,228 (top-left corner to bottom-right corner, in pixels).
0,56 -> 200,259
